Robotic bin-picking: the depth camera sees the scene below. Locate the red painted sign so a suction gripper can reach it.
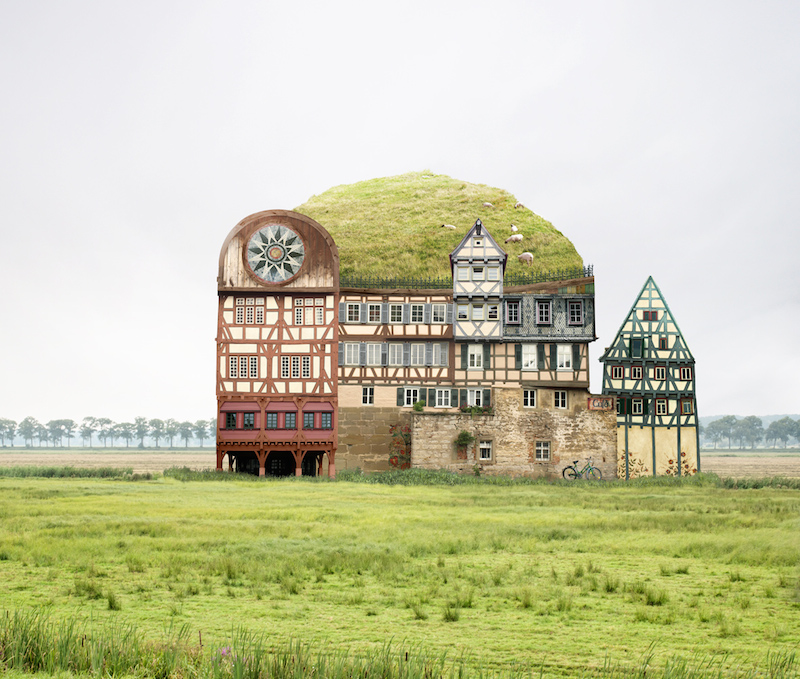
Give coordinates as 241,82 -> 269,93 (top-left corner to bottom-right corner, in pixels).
588,397 -> 614,411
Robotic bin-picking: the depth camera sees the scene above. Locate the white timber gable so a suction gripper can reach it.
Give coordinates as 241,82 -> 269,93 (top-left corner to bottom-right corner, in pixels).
450,219 -> 507,340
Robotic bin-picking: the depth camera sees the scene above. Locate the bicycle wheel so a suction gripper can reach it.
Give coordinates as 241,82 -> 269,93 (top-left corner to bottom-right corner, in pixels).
584,467 -> 603,481
562,466 -> 580,480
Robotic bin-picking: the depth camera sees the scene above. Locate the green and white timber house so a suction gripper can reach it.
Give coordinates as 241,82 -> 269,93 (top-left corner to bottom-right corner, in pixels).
599,277 -> 699,479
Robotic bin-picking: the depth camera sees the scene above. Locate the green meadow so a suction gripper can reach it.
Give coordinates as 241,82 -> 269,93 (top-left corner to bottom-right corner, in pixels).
1,471 -> 799,678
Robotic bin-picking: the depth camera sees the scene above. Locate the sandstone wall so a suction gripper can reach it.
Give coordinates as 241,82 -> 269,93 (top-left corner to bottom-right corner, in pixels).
337,407 -> 411,472
411,387 -> 617,478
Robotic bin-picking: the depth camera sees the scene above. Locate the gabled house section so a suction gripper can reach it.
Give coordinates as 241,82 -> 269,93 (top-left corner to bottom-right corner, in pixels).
450,219 -> 507,341
600,276 -> 699,479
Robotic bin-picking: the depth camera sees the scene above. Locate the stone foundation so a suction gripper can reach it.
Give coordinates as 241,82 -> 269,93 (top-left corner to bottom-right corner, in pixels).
337,407 -> 411,471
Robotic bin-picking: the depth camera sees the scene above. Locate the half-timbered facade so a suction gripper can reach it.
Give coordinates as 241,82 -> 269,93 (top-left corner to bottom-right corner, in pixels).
599,277 -> 699,478
216,210 -> 340,477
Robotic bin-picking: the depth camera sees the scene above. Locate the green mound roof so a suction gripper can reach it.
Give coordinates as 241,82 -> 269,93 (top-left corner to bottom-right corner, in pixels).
294,171 -> 583,279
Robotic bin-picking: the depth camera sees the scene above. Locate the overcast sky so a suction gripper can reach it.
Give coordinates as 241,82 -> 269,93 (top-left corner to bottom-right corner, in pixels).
1,1 -> 798,424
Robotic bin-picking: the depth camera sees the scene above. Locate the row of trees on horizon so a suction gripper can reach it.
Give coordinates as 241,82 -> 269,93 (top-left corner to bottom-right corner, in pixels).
700,415 -> 800,449
0,416 -> 217,448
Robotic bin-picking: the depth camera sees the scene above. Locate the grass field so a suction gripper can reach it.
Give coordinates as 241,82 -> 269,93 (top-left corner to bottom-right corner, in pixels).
1,472 -> 799,677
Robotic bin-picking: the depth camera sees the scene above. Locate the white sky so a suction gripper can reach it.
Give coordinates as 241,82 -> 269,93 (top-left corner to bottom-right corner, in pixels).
1,1 -> 798,424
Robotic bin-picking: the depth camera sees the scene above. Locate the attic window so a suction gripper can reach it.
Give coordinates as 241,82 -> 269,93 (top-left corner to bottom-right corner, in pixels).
473,238 -> 483,247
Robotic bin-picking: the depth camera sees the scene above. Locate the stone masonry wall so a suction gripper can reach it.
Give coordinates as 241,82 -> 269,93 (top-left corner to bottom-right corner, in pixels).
337,407 -> 411,472
411,387 -> 617,478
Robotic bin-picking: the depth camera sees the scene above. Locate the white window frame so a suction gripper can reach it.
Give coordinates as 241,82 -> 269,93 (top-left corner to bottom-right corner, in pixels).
536,300 -> 552,325
632,398 -> 643,415
679,367 -> 692,381
344,343 -> 360,366
239,356 -> 247,377
304,307 -> 314,325
346,303 -> 360,323
654,366 -> 666,381
315,307 -> 324,325
611,366 -> 624,380
367,303 -> 381,324
431,304 -> 446,324
487,304 -> 499,320
229,355 -> 238,379
535,441 -> 550,461
362,386 -> 374,405
255,307 -> 264,324
522,344 -> 537,371
457,304 -> 469,321
472,266 -> 485,281
294,307 -> 303,325
487,267 -> 499,281
246,306 -> 254,324
557,344 -> 572,370
366,343 -> 382,366
432,343 -> 447,366
301,356 -> 310,378
435,388 -> 451,407
291,356 -> 301,379
388,343 -> 403,366
389,304 -> 403,323
235,306 -> 244,324
468,345 -> 483,370
506,300 -> 520,324
410,304 -> 424,323
281,356 -> 290,379
410,343 -> 425,366
249,356 -> 258,378
656,399 -> 667,415
523,389 -> 536,408
568,300 -> 584,325
554,390 -> 567,409
631,365 -> 642,380
457,267 -> 469,282
467,389 -> 483,407
472,304 -> 485,321
404,387 -> 420,407
479,440 -> 492,460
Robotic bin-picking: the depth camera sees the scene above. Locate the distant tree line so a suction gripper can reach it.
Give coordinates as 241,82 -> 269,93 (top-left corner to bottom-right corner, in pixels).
0,416 -> 217,448
701,415 -> 800,449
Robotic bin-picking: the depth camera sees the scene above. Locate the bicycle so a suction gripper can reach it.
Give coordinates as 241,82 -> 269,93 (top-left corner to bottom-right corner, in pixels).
562,458 -> 603,480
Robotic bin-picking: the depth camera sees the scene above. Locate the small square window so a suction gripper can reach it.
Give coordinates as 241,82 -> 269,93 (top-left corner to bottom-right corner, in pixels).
432,304 -> 446,323
535,441 -> 550,461
225,413 -> 237,429
654,366 -> 666,381
389,304 -> 403,323
679,367 -> 692,381
681,399 -> 693,415
472,304 -> 484,321
656,399 -> 668,415
404,388 -> 420,406
506,301 -> 520,324
487,304 -> 499,320
659,337 -> 668,350
536,300 -> 552,325
487,267 -> 499,281
435,388 -> 451,407
631,366 -> 643,380
554,390 -> 567,409
611,366 -> 623,380
457,304 -> 469,321
284,412 -> 296,429
411,304 -> 424,323
294,299 -> 303,306
304,298 -> 313,306
521,344 -> 537,371
362,386 -> 374,405
321,412 -> 332,429
368,304 -> 381,323
568,300 -> 583,325
467,389 -> 482,407
523,389 -> 536,408
557,345 -> 572,370
468,345 -> 483,370
347,303 -> 360,323
243,412 -> 255,429
472,267 -> 485,281
632,399 -> 643,415
266,413 -> 278,429
479,440 -> 492,460
457,267 -> 469,282
303,412 -> 315,429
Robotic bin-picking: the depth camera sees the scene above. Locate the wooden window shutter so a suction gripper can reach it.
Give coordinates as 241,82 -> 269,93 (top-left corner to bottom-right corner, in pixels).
537,344 -> 545,369
381,343 -> 388,366
419,388 -> 427,405
440,343 -> 448,366
359,342 -> 367,366
360,303 -> 367,323
459,389 -> 468,407
403,343 -> 411,366
402,304 -> 410,324
643,398 -> 649,415
380,303 -> 389,324
483,344 -> 491,368
450,388 -> 458,405
338,342 -> 343,366
338,302 -> 346,323
515,344 -> 522,369
425,344 -> 433,366
445,304 -> 454,324
460,344 -> 468,370
423,304 -> 431,324
572,344 -> 581,371
483,389 -> 491,407
549,343 -> 557,370
397,387 -> 404,406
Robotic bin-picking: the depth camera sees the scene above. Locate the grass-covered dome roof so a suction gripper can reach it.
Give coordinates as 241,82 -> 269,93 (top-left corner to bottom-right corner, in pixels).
294,171 -> 582,280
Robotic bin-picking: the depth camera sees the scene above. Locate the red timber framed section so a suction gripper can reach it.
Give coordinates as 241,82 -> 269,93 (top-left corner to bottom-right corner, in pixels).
216,210 -> 340,477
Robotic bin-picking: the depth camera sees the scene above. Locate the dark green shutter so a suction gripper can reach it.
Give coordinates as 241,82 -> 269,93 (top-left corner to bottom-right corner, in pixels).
643,398 -> 649,415
572,344 -> 580,371
515,344 -> 522,369
460,344 -> 468,370
397,387 -> 405,406
537,344 -> 545,369
549,344 -> 557,370
419,388 -> 427,405
483,389 -> 491,407
459,389 -> 467,407
450,388 -> 458,405
483,344 -> 491,369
